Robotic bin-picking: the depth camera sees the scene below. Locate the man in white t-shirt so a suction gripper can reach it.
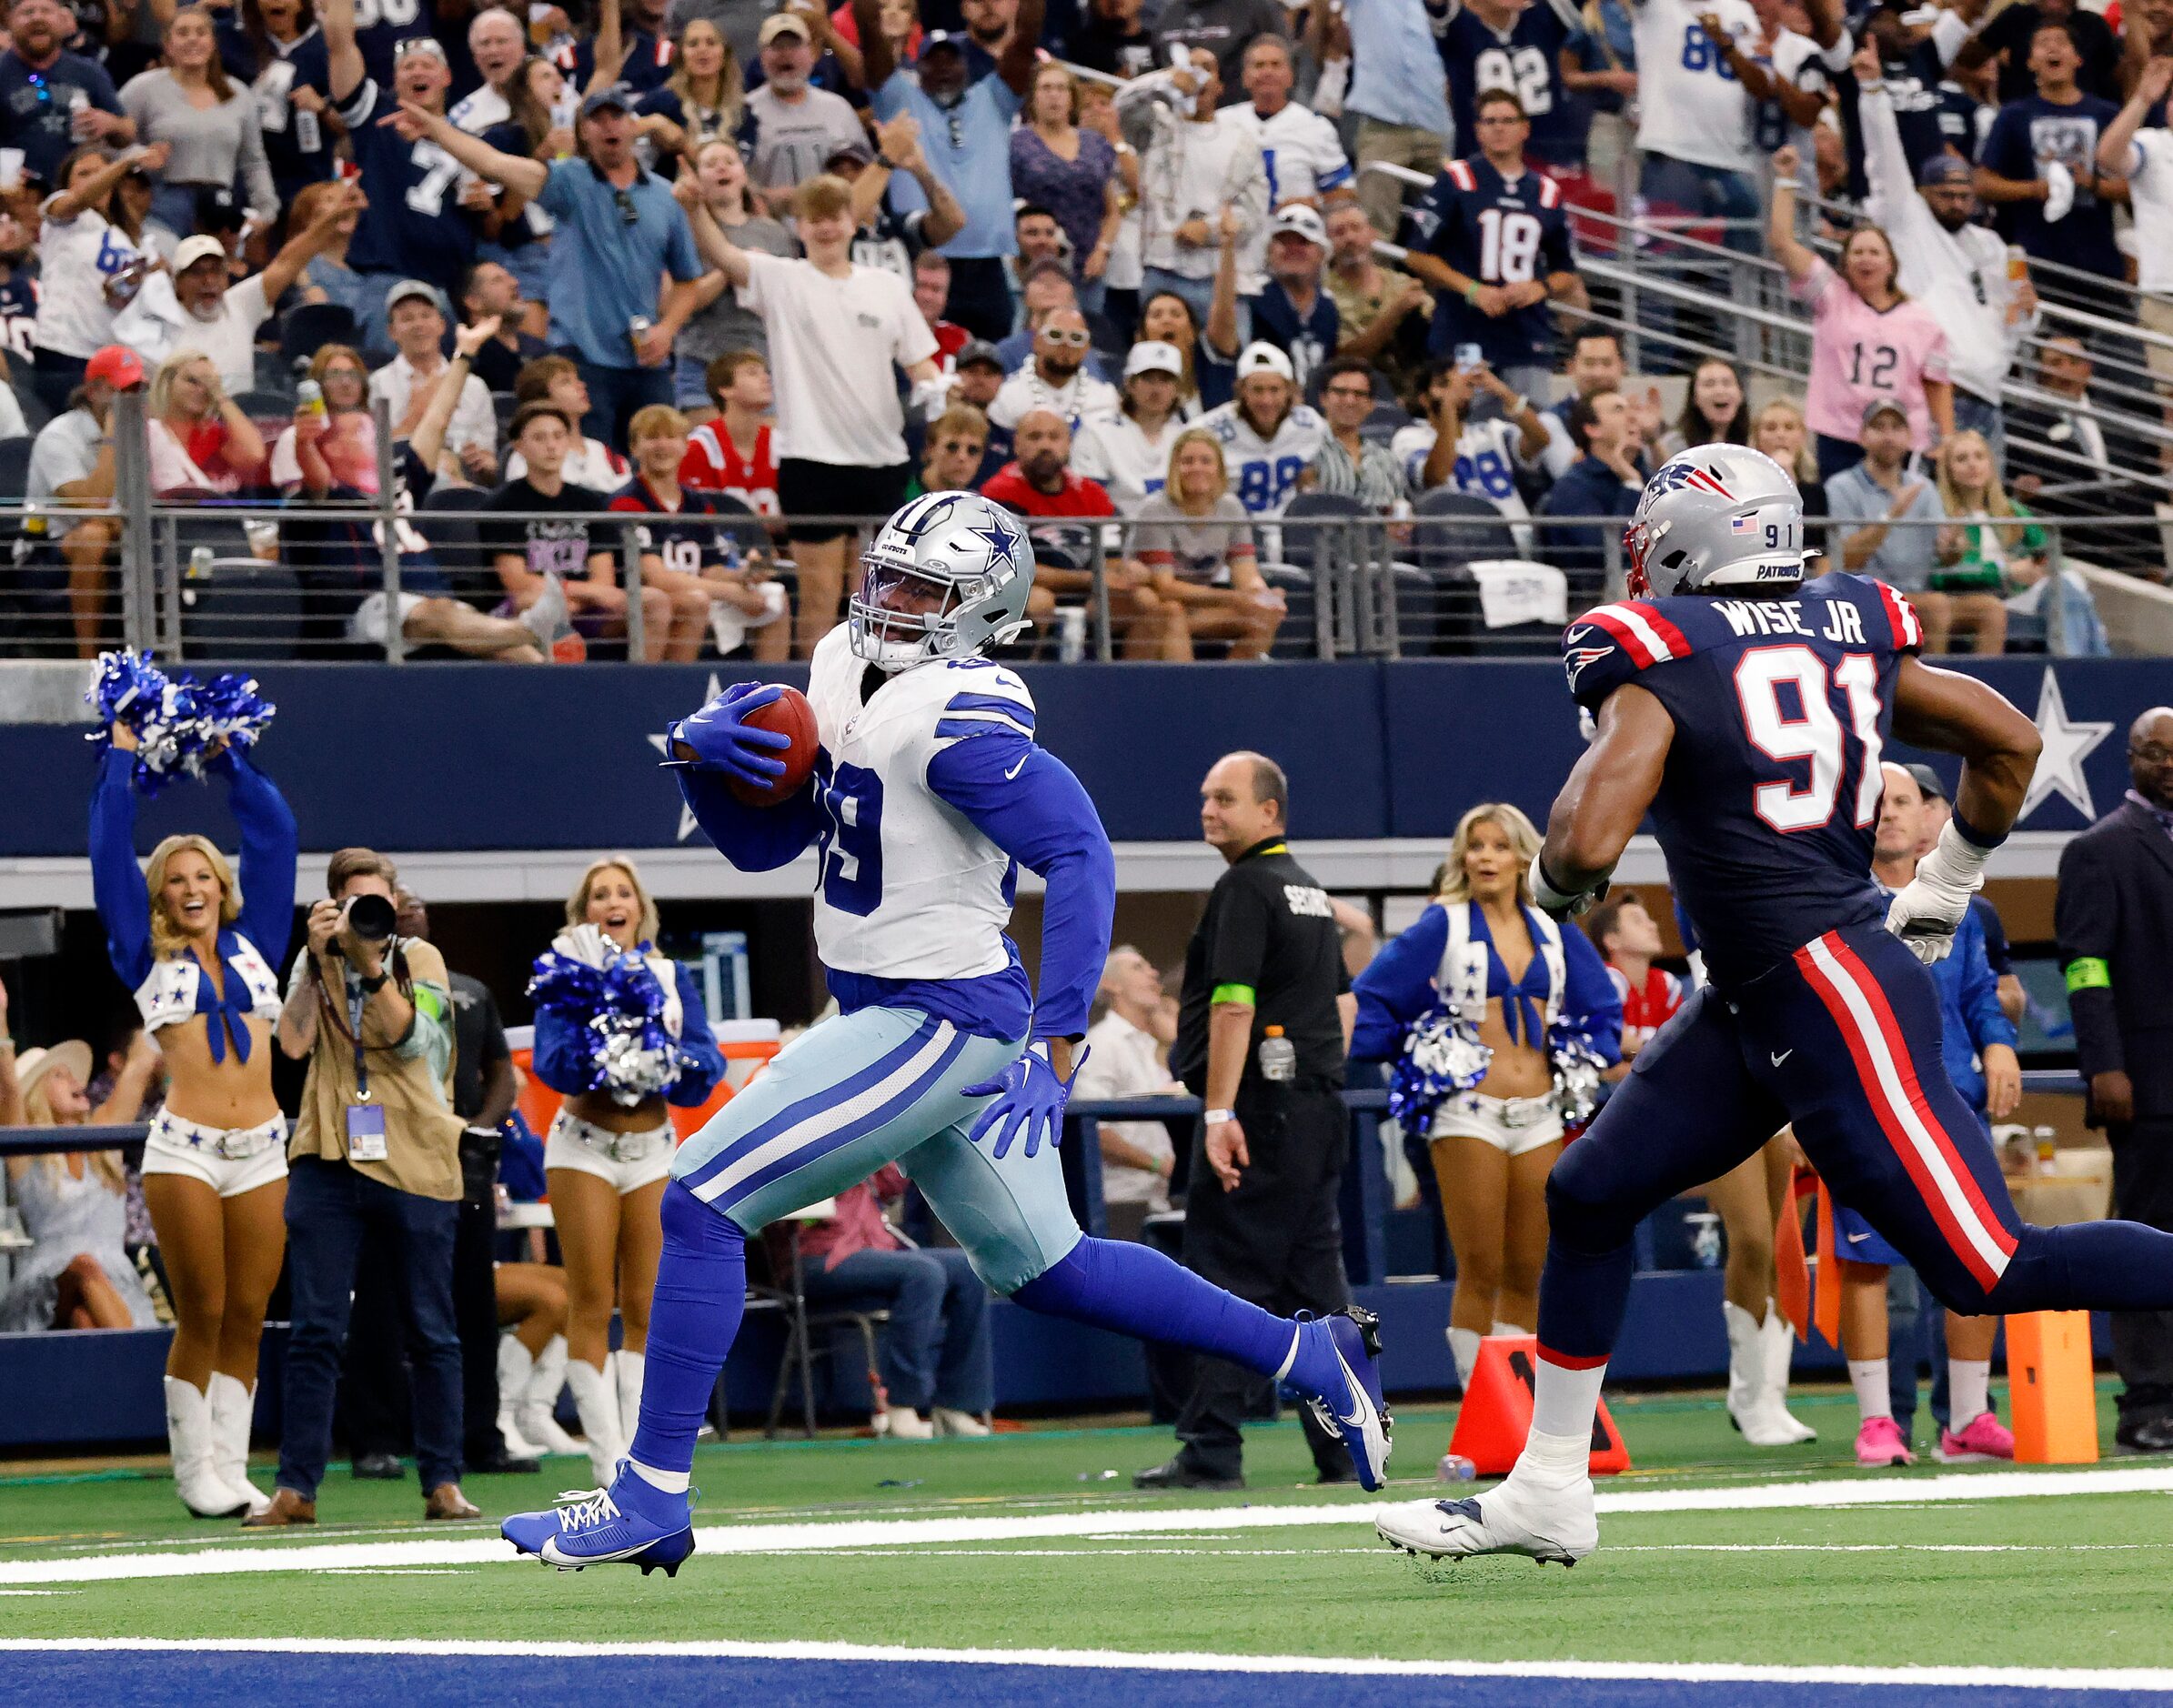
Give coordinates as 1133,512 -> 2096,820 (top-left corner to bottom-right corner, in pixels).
29,342 -> 137,653
2098,56 -> 2173,397
675,169 -> 941,658
1627,0 -> 1768,252
1225,35 -> 1353,211
368,279 -> 501,486
1119,48 -> 1272,315
115,186 -> 357,389
1073,946 -> 1181,1241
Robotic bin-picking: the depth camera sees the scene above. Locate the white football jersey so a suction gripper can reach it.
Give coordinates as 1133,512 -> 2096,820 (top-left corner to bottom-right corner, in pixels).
1632,0 -> 1759,172
802,626 -> 1031,983
1390,417 -> 1537,556
1224,99 -> 1354,209
1198,400 -> 1328,517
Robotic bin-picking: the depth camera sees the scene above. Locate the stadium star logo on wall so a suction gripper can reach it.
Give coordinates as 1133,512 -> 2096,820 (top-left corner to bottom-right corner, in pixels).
2020,668 -> 2113,824
649,672 -> 724,842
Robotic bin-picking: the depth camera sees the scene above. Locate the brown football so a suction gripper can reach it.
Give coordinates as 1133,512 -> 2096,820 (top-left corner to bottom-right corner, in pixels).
727,685 -> 820,807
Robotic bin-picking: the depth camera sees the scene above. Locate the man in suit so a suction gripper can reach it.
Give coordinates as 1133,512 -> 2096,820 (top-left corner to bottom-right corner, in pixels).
2057,707 -> 2173,1451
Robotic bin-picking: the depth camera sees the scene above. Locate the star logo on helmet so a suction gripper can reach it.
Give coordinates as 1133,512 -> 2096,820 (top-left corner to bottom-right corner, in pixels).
971,513 -> 1023,581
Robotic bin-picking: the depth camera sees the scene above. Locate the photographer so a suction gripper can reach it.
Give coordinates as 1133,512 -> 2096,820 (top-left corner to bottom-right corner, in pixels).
251,849 -> 477,1527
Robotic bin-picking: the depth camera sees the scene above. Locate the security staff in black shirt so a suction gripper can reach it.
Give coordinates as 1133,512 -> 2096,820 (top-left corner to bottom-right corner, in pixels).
1135,750 -> 1359,1490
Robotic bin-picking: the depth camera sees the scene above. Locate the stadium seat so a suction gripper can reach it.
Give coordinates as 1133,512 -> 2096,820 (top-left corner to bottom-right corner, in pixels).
0,435 -> 34,503
279,303 -> 358,374
178,556 -> 304,662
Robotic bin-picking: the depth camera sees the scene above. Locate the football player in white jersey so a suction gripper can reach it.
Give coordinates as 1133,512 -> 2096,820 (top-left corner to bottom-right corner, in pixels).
503,490 -> 1393,1574
1200,343 -> 1327,517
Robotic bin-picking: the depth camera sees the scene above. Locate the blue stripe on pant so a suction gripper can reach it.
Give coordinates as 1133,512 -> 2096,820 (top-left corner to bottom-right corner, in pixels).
670,1005 -> 1082,1293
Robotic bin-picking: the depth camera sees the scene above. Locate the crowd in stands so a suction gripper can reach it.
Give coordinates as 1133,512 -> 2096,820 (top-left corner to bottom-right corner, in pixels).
0,0 -> 2168,662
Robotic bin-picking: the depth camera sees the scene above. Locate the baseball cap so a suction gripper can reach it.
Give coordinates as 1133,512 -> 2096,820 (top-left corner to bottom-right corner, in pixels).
1903,762 -> 1948,802
1235,341 -> 1294,382
917,27 -> 968,52
1270,203 -> 1327,246
580,82 -> 634,117
172,234 -> 227,276
1859,395 -> 1908,430
1123,339 -> 1183,379
757,11 -> 810,44
386,277 -> 445,316
194,186 -> 244,233
1917,153 -> 1971,187
954,339 -> 1005,373
824,137 -> 874,169
85,345 -> 145,389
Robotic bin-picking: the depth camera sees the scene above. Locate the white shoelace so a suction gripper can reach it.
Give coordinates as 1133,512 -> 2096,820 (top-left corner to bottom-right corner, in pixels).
555,1487 -> 621,1532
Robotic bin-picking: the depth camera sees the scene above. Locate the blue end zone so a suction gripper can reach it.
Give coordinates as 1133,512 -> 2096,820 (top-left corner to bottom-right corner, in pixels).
4,1653 -> 2167,1707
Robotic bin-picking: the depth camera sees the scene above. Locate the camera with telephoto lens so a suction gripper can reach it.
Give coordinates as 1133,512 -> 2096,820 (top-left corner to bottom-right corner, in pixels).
337,892 -> 397,949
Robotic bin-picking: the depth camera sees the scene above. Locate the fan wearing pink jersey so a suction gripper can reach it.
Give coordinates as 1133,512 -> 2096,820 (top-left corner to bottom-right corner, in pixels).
1769,144 -> 1954,485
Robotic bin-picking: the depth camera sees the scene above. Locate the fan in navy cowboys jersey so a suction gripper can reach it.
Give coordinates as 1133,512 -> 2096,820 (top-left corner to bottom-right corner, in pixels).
499,489 -> 1392,1575
331,0 -> 434,93
1403,88 -> 1580,399
327,0 -> 480,317
1375,443 -> 2173,1568
1434,0 -> 1588,170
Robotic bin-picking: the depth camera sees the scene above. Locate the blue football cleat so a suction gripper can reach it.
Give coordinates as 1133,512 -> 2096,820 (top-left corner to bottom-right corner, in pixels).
1296,1307 -> 1393,1491
501,1465 -> 696,1576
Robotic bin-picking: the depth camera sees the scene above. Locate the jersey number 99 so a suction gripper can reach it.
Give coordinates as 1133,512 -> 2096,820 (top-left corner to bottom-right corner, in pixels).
1734,646 -> 1883,833
817,760 -> 884,916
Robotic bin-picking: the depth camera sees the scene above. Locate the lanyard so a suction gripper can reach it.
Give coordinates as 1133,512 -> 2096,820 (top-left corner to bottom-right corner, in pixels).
347,970 -> 370,1101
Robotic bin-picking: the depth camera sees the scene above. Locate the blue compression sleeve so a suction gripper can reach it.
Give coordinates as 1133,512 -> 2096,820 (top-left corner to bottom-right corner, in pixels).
925,731 -> 1115,1041
627,1181 -> 747,1477
219,751 -> 298,966
677,759 -> 823,872
1559,922 -> 1625,1065
1011,1236 -> 1299,1377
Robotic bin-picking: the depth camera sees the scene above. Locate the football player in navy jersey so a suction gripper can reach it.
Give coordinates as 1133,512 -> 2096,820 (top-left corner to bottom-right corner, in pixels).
1403,88 -> 1581,402
327,0 -> 482,341
1434,0 -> 1588,169
1376,443 -> 2173,1568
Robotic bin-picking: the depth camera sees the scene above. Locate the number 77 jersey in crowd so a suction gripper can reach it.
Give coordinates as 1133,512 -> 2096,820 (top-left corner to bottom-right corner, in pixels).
1565,572 -> 1926,990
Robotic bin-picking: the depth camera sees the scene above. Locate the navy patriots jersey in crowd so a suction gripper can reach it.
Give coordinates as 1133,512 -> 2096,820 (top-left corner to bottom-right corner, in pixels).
0,266 -> 35,359
1564,572 -> 1926,989
1438,0 -> 1584,169
337,78 -> 479,291
1411,156 -> 1574,369
608,478 -> 761,571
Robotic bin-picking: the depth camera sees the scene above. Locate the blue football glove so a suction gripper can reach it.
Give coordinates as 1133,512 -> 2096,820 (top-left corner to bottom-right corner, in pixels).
962,1040 -> 1090,1160
669,681 -> 793,789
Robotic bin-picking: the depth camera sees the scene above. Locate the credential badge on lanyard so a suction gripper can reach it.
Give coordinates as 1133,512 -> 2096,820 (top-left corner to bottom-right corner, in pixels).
344,971 -> 388,1162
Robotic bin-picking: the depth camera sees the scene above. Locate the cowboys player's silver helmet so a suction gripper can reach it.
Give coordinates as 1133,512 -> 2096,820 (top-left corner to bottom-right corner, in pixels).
851,490 -> 1036,670
1625,444 -> 1815,600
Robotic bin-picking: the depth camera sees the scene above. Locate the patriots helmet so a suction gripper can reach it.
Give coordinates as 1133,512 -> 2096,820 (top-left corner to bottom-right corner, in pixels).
851,490 -> 1036,670
1625,444 -> 1814,601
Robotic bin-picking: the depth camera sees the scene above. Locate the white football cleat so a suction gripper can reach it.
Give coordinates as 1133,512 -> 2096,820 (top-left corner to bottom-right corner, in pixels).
1376,1472 -> 1598,1566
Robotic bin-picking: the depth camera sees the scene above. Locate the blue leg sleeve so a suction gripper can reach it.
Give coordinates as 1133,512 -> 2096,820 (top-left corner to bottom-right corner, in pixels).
627,1181 -> 747,1479
1986,1219 -> 2173,1316
1010,1236 -> 1303,1383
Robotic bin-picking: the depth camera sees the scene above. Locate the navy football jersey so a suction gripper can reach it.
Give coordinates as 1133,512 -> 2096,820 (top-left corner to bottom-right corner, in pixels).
342,0 -> 436,91
1438,0 -> 1584,169
1564,573 -> 1925,989
1410,156 -> 1574,369
337,78 -> 480,292
608,478 -> 761,573
0,266 -> 35,360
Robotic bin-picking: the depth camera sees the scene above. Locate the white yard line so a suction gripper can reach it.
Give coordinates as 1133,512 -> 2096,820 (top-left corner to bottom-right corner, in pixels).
3,1465 -> 2171,1587
2,1635 -> 2172,1694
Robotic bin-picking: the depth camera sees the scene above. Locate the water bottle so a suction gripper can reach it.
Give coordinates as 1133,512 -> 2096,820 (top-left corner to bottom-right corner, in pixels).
296,105 -> 322,153
1056,605 -> 1087,664
1686,1210 -> 1723,1268
297,377 -> 326,420
2034,1125 -> 2058,1176
1259,1025 -> 1295,1083
186,546 -> 214,580
1437,1452 -> 1477,1482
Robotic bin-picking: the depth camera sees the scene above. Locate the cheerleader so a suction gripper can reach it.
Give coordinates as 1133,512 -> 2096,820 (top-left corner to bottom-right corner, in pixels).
532,858 -> 724,1484
1351,804 -> 1621,1390
88,724 -> 296,1518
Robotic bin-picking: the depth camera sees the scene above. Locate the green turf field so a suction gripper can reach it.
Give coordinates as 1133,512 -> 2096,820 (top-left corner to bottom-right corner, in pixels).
5,1381 -> 2172,1676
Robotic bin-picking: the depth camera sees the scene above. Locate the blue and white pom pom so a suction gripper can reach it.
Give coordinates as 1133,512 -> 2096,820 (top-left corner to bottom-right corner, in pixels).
85,650 -> 276,797
1387,1003 -> 1493,1130
1548,1020 -> 1613,1128
528,947 -> 693,1107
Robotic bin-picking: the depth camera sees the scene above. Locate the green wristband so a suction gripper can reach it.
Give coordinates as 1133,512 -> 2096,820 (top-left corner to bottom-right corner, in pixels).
2065,958 -> 2111,994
